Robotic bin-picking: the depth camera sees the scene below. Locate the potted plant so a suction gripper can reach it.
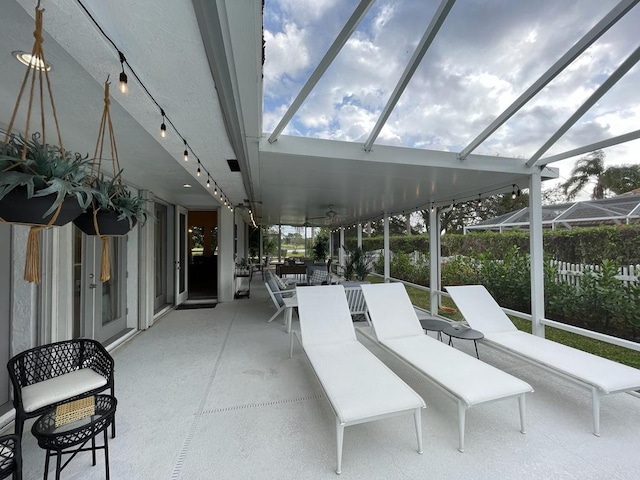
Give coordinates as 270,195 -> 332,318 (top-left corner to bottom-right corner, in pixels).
73,170 -> 150,236
343,245 -> 374,281
0,134 -> 93,226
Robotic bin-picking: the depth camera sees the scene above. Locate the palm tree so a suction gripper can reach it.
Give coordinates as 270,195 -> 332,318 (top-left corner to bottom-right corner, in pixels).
562,150 -> 606,200
561,150 -> 640,200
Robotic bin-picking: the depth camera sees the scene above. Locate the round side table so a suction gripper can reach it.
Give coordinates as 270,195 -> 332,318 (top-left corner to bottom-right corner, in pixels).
418,317 -> 451,341
32,394 -> 117,480
442,324 -> 484,359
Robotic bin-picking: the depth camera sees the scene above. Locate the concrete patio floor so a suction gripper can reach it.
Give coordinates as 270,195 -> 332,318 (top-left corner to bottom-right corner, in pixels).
13,277 -> 640,479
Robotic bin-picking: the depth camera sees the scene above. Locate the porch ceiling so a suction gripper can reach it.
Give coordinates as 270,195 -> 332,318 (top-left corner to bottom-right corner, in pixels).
2,1 -> 635,227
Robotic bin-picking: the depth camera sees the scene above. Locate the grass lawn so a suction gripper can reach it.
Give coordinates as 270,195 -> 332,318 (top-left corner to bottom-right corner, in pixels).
366,275 -> 640,369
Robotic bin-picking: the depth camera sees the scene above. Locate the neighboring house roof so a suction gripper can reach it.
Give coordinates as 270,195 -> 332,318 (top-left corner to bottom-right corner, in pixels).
466,194 -> 640,232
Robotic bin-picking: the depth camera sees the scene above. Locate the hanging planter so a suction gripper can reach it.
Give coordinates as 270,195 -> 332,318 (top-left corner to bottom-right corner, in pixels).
74,80 -> 150,281
0,5 -> 94,283
73,210 -> 137,237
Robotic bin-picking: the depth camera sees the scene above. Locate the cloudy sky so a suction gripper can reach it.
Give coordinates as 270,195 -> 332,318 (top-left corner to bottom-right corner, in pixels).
263,0 -> 640,198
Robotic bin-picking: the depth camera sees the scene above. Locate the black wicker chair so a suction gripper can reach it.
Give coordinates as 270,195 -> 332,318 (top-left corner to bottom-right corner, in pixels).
7,339 -> 115,443
0,434 -> 21,480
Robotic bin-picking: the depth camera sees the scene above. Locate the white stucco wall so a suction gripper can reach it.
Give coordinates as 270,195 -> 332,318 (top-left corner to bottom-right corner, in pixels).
10,225 -> 37,356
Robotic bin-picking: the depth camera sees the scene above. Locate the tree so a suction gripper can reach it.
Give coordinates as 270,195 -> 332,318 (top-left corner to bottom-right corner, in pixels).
562,150 -> 606,200
418,192 -> 529,234
561,150 -> 640,200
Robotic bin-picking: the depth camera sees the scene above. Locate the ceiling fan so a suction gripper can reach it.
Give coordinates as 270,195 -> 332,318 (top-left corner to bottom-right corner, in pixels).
306,205 -> 341,225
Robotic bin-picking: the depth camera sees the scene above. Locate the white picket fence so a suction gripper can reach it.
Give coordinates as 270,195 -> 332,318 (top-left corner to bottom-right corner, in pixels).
551,260 -> 640,287
370,250 -> 640,288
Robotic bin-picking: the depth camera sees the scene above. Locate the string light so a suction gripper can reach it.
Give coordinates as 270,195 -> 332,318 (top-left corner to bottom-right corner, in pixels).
183,139 -> 188,161
76,0 -> 234,209
118,51 -> 128,94
214,184 -> 218,195
477,194 -> 482,208
160,109 -> 167,138
196,161 -> 201,177
206,176 -> 210,188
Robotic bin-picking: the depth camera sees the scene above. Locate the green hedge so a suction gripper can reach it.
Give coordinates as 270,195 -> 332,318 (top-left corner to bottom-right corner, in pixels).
349,224 -> 640,264
373,246 -> 640,342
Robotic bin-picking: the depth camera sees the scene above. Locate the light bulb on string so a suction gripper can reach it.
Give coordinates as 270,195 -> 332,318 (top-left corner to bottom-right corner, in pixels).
183,140 -> 188,161
160,109 -> 167,138
214,185 -> 218,195
511,185 -> 516,200
477,194 -> 482,208
118,51 -> 128,94
206,176 -> 210,188
197,165 -> 201,177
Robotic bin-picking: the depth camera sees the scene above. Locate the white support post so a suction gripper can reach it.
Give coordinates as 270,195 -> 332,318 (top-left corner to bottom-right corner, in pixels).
529,171 -> 546,337
339,228 -> 345,271
278,224 -> 282,262
259,227 -> 263,264
384,214 -> 390,282
329,230 -> 333,259
429,207 -> 441,314
357,223 -> 362,248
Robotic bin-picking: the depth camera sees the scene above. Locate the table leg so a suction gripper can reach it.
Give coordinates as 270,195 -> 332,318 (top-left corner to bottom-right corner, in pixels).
44,450 -> 51,480
104,428 -> 110,480
92,425 -> 96,466
55,452 -> 61,480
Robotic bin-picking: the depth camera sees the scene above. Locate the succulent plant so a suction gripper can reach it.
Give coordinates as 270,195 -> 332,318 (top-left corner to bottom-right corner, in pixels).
0,133 -> 94,217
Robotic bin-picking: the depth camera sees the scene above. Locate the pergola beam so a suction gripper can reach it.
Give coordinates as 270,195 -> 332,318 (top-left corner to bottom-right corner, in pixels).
267,0 -> 375,144
363,0 -> 457,152
459,0 -> 639,161
535,129 -> 640,166
526,45 -> 640,167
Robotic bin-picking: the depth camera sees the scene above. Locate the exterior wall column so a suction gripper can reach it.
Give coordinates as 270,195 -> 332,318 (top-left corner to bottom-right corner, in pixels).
357,223 -> 362,248
529,172 -> 546,338
429,207 -> 441,315
218,206 -> 235,302
277,224 -> 282,261
383,213 -> 390,282
138,190 -> 154,330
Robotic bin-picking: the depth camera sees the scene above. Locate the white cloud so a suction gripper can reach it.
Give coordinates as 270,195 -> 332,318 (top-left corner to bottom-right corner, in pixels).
264,0 -> 640,185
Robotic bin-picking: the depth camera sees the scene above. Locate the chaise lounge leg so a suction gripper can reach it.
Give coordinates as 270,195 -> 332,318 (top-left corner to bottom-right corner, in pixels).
335,418 -> 344,475
414,408 -> 424,454
518,394 -> 526,434
457,401 -> 466,453
592,387 -> 601,437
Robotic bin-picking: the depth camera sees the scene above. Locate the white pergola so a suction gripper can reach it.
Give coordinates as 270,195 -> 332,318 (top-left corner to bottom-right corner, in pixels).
227,0 -> 640,341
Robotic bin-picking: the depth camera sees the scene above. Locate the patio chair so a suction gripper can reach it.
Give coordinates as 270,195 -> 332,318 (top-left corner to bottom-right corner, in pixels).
265,277 -> 296,324
0,434 -> 21,480
446,284 -> 640,436
360,282 -> 533,452
294,285 -> 425,474
7,339 -> 115,444
341,282 -> 370,321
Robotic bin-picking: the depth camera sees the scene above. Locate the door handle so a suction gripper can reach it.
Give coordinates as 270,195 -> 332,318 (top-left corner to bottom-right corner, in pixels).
89,283 -> 97,289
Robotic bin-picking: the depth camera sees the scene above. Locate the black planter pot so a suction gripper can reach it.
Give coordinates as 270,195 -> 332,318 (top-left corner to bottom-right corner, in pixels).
73,209 -> 136,236
0,187 -> 83,226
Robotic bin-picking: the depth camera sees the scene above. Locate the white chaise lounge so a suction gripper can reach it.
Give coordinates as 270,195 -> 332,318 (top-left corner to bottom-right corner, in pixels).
446,284 -> 640,436
295,285 -> 425,475
360,282 -> 533,452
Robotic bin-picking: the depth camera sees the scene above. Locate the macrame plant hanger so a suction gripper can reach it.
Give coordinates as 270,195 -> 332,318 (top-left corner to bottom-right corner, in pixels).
1,3 -> 65,284
91,79 -> 123,282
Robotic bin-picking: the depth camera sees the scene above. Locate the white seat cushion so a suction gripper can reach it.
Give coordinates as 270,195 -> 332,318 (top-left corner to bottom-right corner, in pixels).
383,335 -> 533,406
21,369 -> 108,413
487,331 -> 640,394
305,341 -> 425,424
